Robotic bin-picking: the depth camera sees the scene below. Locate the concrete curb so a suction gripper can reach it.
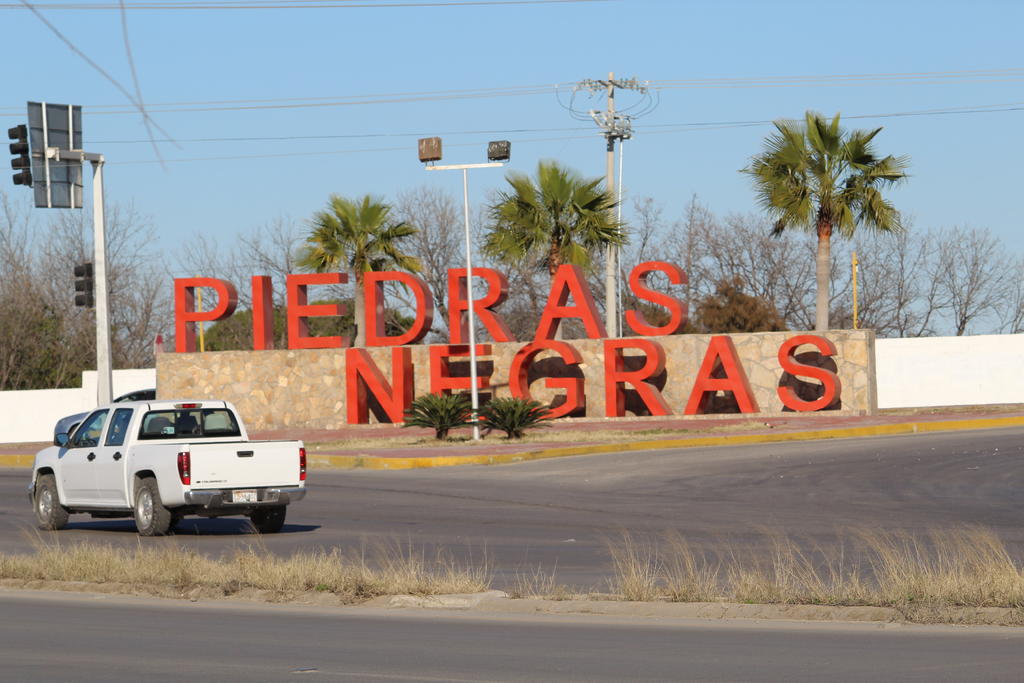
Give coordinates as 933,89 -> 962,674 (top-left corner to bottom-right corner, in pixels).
4,414 -> 1024,471
0,582 -> 1020,626
376,593 -> 1024,626
375,593 -> 906,624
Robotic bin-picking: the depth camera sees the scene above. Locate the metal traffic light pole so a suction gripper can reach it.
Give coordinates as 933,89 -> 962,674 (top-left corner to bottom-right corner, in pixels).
49,147 -> 113,405
10,103 -> 110,404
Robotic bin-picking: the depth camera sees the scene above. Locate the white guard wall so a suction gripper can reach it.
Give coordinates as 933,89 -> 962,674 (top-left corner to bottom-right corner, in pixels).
0,368 -> 156,443
1,336 -> 1022,442
875,334 -> 1024,409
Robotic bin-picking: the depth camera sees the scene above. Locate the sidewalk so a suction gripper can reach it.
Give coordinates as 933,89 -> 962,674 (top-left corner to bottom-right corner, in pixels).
4,405 -> 1024,470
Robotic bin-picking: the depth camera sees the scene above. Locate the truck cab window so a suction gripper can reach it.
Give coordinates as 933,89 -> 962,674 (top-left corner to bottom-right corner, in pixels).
70,410 -> 110,448
138,409 -> 241,440
105,408 -> 134,447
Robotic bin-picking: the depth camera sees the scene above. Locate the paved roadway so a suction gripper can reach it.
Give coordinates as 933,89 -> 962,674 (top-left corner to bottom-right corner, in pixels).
2,590 -> 1024,682
2,426 -> 1023,588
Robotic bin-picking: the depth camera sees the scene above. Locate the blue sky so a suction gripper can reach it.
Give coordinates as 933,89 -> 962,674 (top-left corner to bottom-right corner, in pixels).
3,0 -> 1022,270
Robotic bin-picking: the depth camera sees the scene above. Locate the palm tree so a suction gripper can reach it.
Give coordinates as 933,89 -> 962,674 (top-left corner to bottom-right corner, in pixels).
742,111 -> 909,331
483,159 -> 624,284
298,194 -> 421,347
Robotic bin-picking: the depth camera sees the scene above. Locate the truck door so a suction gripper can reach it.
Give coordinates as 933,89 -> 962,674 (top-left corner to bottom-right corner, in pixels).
92,407 -> 133,507
60,409 -> 110,506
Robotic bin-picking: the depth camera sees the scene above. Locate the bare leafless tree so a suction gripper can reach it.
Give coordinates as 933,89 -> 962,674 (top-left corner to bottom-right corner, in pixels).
0,190 -> 169,388
929,225 -> 1014,335
40,202 -> 171,369
393,186 -> 462,340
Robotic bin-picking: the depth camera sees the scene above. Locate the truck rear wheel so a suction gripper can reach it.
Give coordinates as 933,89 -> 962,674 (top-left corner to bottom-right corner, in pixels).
249,505 -> 286,534
34,474 -> 69,530
134,478 -> 172,536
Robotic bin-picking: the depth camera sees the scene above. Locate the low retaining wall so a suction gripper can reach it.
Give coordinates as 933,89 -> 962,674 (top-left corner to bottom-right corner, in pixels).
875,334 -> 1024,409
0,369 -> 156,443
157,330 -> 876,431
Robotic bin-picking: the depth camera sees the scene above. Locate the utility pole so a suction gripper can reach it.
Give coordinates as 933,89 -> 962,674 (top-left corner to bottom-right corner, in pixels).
572,74 -> 648,337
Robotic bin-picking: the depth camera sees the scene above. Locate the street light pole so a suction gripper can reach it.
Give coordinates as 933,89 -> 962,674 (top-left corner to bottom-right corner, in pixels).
425,160 -> 504,440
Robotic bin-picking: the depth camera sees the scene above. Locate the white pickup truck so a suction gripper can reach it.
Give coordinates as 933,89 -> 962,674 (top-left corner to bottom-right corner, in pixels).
30,400 -> 307,536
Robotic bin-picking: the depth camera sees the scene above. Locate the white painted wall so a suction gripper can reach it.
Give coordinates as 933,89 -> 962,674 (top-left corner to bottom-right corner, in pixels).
1,335 -> 1021,442
875,334 -> 1024,409
0,368 -> 156,444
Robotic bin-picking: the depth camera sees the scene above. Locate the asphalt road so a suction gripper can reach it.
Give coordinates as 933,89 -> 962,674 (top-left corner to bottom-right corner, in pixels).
2,426 -> 1024,588
2,590 -> 1024,682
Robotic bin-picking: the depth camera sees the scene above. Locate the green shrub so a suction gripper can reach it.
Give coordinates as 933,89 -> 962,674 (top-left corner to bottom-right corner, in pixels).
403,393 -> 474,440
479,397 -> 552,439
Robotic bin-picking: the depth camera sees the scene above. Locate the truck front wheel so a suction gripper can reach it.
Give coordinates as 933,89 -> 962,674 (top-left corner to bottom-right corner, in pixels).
134,478 -> 172,536
249,506 -> 286,534
34,474 -> 69,530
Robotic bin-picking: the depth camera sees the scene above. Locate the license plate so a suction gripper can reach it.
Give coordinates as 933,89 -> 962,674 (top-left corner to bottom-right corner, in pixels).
232,489 -> 257,503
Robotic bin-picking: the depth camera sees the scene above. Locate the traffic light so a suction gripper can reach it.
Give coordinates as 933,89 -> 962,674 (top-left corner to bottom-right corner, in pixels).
8,124 -> 31,187
74,262 -> 94,308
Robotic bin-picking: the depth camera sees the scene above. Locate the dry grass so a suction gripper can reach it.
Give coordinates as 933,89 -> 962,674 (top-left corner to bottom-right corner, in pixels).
605,526 -> 1024,620
0,537 -> 490,603
506,565 -> 576,601
7,526 -> 1024,624
606,532 -> 662,601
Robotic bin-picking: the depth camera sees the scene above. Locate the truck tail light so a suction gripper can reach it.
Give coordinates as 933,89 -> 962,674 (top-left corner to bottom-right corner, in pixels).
299,447 -> 306,481
177,451 -> 191,485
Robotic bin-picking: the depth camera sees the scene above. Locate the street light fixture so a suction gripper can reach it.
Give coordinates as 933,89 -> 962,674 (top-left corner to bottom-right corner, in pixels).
419,138 -> 509,440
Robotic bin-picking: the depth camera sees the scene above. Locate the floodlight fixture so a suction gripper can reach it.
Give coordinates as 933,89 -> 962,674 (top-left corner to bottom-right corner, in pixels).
487,140 -> 510,162
418,136 -> 442,163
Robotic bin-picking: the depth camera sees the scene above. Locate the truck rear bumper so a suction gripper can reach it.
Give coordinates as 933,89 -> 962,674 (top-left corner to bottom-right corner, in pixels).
183,486 -> 306,508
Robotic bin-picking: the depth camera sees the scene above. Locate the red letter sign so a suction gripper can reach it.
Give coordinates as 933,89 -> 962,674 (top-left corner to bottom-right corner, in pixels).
777,335 -> 842,411
624,261 -> 688,336
345,347 -> 414,424
430,344 -> 491,395
364,271 -> 434,347
535,264 -> 607,341
603,339 -> 671,417
685,336 -> 759,414
509,340 -> 585,418
251,275 -> 274,351
174,277 -> 238,353
286,273 -> 347,350
447,267 -> 513,344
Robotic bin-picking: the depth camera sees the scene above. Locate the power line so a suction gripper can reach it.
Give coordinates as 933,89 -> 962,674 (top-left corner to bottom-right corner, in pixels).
0,84 -> 568,117
16,0 -> 174,143
637,102 -> 1024,135
96,102 -> 1023,165
90,124 -> 592,143
117,0 -> 168,163
5,67 -> 1020,118
648,67 -> 1024,89
17,100 -> 1018,150
0,0 -> 609,8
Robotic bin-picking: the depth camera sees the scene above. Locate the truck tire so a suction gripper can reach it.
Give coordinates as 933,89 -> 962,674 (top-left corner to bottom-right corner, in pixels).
249,505 -> 286,534
34,474 -> 69,530
134,477 -> 172,537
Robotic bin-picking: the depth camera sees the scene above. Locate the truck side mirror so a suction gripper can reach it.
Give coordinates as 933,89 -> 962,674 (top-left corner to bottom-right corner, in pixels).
54,433 -> 70,448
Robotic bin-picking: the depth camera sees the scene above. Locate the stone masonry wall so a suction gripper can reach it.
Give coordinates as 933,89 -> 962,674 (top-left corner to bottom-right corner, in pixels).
156,330 -> 876,431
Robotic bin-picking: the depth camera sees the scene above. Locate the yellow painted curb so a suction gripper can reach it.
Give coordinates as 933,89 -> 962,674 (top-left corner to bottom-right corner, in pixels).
0,454 -> 35,467
307,414 -> 1024,471
4,415 -> 1024,472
